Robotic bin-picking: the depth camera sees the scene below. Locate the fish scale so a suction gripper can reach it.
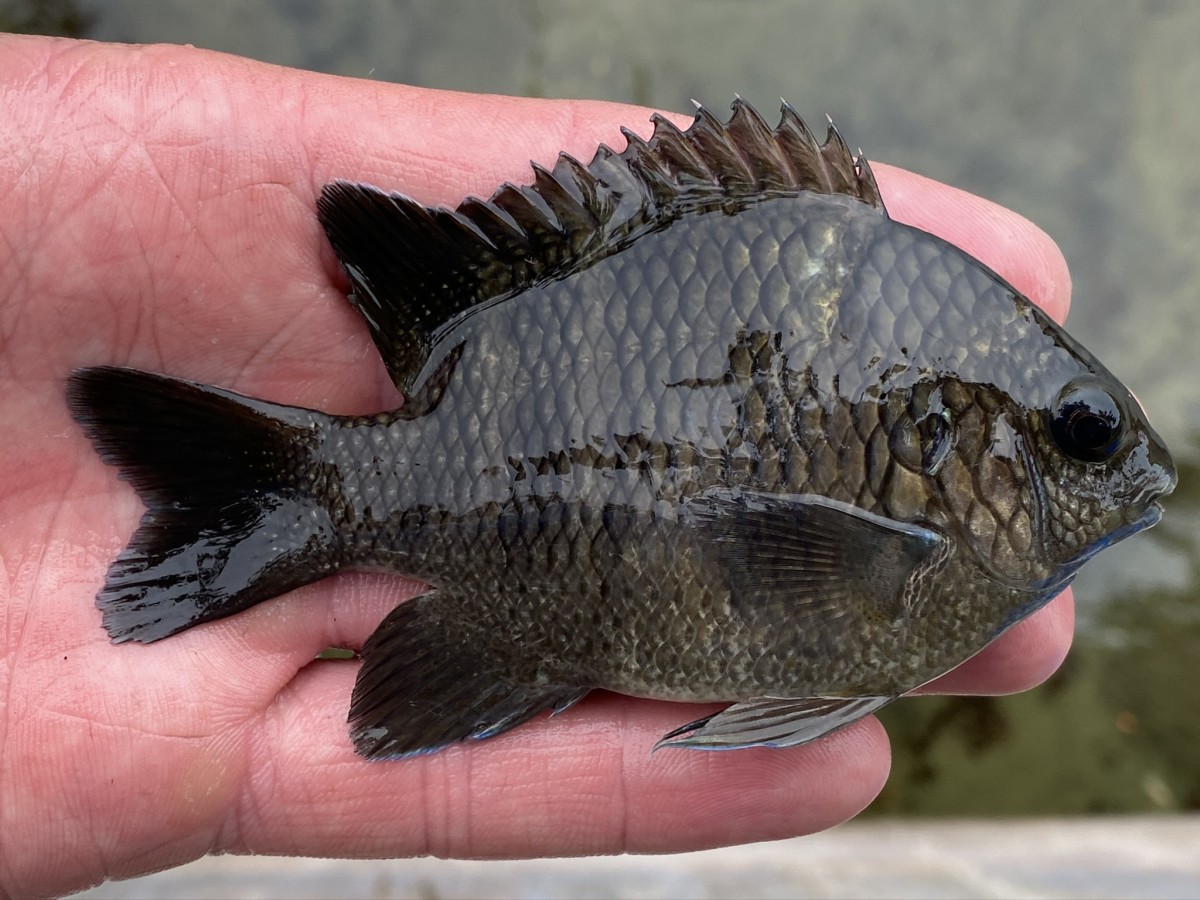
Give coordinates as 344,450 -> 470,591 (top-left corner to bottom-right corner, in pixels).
67,99 -> 1173,758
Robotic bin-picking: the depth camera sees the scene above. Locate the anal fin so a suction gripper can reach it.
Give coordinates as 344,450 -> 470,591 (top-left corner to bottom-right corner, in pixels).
350,590 -> 588,758
654,696 -> 893,752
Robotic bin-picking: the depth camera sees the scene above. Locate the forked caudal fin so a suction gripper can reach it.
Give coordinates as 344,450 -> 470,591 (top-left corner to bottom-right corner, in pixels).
67,367 -> 341,643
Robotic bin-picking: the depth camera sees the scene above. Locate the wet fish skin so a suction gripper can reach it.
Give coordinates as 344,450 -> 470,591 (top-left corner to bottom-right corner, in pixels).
67,99 -> 1176,758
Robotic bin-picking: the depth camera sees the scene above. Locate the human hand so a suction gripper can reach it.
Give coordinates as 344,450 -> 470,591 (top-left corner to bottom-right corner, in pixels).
0,33 -> 1073,898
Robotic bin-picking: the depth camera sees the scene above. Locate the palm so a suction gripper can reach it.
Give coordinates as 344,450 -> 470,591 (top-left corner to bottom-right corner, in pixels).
0,34 -> 1074,898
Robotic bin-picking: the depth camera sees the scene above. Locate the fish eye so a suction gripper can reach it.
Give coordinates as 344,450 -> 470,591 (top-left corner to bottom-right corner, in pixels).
1050,384 -> 1124,463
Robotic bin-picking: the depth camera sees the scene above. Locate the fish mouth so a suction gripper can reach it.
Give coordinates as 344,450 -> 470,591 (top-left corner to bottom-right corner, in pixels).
1101,499 -> 1166,550
1145,471 -> 1178,505
1020,499 -> 1167,595
1056,500 -> 1165,576
1128,480 -> 1173,526
1130,500 -> 1164,532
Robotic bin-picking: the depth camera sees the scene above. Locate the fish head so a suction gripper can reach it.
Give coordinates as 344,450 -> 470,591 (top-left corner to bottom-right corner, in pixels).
1018,367 -> 1176,588
926,319 -> 1177,593
840,219 -> 1175,597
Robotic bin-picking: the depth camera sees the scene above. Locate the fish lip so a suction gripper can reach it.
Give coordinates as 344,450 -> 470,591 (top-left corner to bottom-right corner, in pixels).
1105,500 -> 1165,547
1137,500 -> 1164,530
1133,475 -> 1174,514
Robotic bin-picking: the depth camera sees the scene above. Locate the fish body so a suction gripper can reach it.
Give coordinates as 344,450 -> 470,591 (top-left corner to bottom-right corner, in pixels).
68,100 -> 1176,757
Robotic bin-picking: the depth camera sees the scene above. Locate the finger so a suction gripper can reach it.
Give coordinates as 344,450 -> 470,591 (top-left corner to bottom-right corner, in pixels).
198,573 -> 424,673
229,664 -> 891,859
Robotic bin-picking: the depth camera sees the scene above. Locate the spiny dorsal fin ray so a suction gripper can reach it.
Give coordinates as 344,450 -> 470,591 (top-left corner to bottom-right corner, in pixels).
317,99 -> 886,395
724,100 -> 794,191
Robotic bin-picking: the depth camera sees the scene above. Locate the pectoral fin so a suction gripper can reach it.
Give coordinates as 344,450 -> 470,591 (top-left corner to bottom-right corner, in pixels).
654,696 -> 893,751
685,488 -> 946,625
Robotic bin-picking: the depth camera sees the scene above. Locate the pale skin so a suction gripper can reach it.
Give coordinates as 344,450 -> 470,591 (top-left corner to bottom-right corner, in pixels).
0,34 -> 1075,899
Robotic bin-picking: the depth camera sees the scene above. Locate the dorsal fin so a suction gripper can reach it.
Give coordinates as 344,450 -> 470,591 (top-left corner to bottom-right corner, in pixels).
317,98 -> 886,394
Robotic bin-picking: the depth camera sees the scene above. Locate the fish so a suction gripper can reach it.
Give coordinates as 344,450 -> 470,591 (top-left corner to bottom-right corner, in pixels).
66,99 -> 1176,759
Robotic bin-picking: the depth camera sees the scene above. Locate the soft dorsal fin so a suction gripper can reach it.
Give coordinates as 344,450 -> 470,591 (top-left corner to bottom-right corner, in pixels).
317,98 -> 886,394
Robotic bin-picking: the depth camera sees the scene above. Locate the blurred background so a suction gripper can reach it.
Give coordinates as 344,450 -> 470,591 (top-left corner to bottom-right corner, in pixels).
5,0 -> 1198,895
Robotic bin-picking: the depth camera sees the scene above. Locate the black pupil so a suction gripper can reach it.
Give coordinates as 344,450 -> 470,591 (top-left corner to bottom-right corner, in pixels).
1069,408 -> 1114,449
1052,387 -> 1122,462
